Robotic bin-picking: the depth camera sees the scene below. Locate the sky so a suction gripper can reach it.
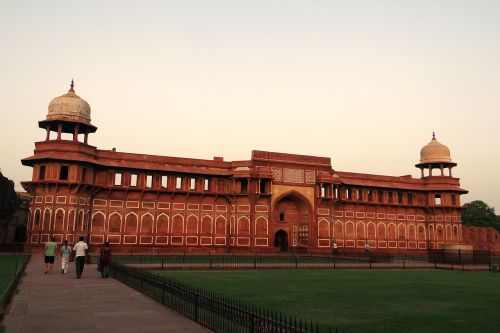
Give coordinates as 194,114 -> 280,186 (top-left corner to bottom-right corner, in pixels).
0,0 -> 499,210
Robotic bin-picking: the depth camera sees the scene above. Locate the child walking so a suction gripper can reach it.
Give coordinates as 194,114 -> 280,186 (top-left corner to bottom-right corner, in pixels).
60,240 -> 72,274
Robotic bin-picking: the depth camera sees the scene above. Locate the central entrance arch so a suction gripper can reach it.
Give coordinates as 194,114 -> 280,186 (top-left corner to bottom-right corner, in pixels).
274,230 -> 288,252
273,191 -> 312,249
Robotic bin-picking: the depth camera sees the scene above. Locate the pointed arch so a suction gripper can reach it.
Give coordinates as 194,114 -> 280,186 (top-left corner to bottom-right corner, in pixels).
33,208 -> 41,230
345,221 -> 354,239
388,223 -> 396,240
215,215 -> 227,236
333,220 -> 343,239
108,212 -> 122,233
42,208 -> 52,231
398,223 -> 406,240
186,214 -> 199,235
318,218 -> 330,238
408,224 -> 416,241
141,212 -> 154,234
91,211 -> 105,232
356,221 -> 366,239
445,225 -> 452,240
201,215 -> 213,236
237,216 -> 250,236
255,216 -> 268,237
377,223 -> 386,240
76,210 -> 85,232
124,212 -> 139,233
67,209 -> 76,231
417,224 -> 426,240
171,214 -> 184,235
366,222 -> 376,240
436,224 -> 444,241
156,213 -> 169,234
54,208 -> 65,232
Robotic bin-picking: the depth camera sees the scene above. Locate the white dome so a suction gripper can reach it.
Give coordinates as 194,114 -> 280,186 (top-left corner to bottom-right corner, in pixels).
47,81 -> 91,124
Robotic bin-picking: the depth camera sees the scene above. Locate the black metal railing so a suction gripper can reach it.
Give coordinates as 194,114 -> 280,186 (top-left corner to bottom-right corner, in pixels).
110,250 -> 492,271
111,263 -> 347,333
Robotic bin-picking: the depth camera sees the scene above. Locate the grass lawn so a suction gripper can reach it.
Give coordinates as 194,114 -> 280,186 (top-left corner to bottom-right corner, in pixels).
0,255 -> 29,304
156,269 -> 500,333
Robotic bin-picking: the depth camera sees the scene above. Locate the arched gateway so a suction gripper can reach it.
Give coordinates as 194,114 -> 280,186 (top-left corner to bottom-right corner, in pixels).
272,192 -> 311,250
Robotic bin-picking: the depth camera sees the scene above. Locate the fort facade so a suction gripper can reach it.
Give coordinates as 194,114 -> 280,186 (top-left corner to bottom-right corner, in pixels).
21,82 -> 499,253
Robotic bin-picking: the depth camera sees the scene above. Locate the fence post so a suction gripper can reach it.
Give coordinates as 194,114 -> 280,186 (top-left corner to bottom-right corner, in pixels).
161,281 -> 166,304
254,255 -> 257,269
369,255 -> 372,269
403,256 -> 406,269
194,293 -> 199,322
209,258 -> 212,270
295,256 -> 298,269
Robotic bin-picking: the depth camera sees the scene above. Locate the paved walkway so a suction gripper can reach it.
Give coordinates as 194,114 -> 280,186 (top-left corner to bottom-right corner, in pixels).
3,255 -> 212,333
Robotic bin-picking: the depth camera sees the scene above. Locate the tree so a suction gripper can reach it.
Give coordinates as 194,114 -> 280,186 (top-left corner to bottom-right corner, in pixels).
461,200 -> 500,232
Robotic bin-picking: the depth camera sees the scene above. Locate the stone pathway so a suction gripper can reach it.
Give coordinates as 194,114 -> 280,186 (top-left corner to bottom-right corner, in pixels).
3,255 -> 212,333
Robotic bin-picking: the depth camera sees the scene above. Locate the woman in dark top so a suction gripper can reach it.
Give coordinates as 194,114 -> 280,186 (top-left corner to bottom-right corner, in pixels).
98,242 -> 112,278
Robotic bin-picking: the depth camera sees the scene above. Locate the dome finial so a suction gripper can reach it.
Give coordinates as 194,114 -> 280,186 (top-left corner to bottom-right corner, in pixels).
432,131 -> 436,140
69,79 -> 75,92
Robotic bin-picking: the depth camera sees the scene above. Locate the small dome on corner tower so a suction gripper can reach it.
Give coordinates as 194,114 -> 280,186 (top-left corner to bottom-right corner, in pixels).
47,80 -> 91,125
419,132 -> 453,164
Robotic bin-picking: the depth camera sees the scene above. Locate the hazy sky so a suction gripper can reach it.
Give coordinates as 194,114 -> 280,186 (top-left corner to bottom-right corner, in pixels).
0,1 -> 499,210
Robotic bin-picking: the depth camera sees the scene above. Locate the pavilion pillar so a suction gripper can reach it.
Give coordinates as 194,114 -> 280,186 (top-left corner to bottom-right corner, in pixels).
84,132 -> 88,144
73,125 -> 79,142
57,123 -> 62,140
45,126 -> 50,141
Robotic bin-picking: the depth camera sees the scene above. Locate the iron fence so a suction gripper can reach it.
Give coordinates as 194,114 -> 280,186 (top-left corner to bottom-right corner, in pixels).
111,263 -> 347,333
110,250 -> 492,271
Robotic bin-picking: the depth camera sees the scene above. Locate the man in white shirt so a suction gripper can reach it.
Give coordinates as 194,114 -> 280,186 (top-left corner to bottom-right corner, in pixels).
73,236 -> 89,279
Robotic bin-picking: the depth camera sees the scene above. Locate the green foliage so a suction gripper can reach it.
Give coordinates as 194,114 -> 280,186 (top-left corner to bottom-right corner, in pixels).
157,269 -> 500,333
0,172 -> 20,226
462,200 -> 500,231
0,256 -> 29,304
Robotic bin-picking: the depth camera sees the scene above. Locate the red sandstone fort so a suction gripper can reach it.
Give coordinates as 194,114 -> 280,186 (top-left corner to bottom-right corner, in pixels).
21,82 -> 500,253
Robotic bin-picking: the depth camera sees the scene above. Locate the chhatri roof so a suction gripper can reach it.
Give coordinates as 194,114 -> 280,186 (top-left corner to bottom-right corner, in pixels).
418,132 -> 454,165
46,80 -> 91,125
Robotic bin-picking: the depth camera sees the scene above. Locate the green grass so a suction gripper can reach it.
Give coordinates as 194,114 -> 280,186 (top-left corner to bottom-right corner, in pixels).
0,255 -> 29,304
155,269 -> 500,333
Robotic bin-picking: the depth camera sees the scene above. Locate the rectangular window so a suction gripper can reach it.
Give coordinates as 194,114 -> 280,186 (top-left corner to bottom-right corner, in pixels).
82,168 -> 87,183
346,188 -> 352,200
204,178 -> 210,191
146,175 -> 153,188
130,174 -> 138,187
39,165 -> 46,180
259,180 -> 266,194
388,192 -> 393,203
334,187 -> 339,199
367,190 -> 373,201
114,172 -> 122,186
161,175 -> 168,188
408,193 -> 414,205
398,192 -> 403,204
321,186 -> 326,198
176,177 -> 182,189
241,179 -> 248,193
190,178 -> 196,190
357,189 -> 363,201
378,191 -> 383,203
279,213 -> 285,222
434,194 -> 441,205
60,165 -> 69,180
451,195 -> 456,205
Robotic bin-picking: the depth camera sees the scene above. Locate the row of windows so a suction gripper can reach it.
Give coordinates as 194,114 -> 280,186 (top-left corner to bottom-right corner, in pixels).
320,186 -> 458,206
114,173 -> 211,191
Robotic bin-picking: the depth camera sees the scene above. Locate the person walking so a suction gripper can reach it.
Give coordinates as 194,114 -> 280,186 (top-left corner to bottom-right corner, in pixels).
332,240 -> 338,255
60,240 -> 72,274
364,241 -> 371,255
44,236 -> 57,274
73,236 -> 88,279
98,242 -> 112,278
